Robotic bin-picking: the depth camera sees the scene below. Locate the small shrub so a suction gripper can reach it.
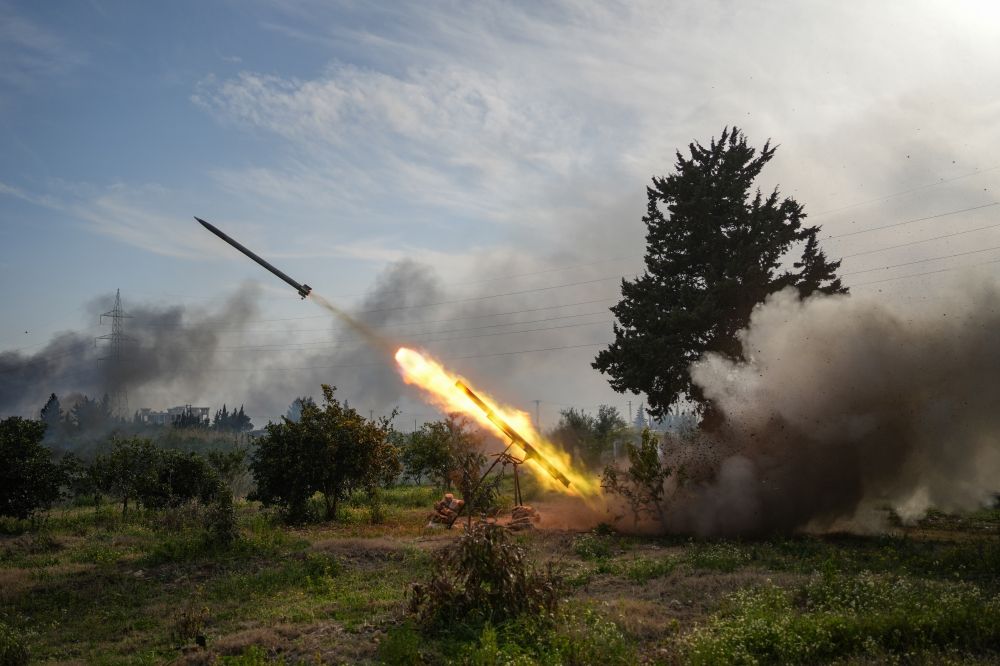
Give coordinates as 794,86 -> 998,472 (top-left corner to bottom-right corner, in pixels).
626,556 -> 677,582
205,489 -> 239,546
170,597 -> 209,650
572,533 -> 614,560
684,541 -> 752,572
543,607 -> 635,665
377,622 -> 425,665
409,522 -> 562,630
601,428 -> 672,526
457,607 -> 634,666
217,645 -> 277,665
680,572 -> 1000,664
0,622 -> 29,666
367,487 -> 387,525
460,623 -> 535,665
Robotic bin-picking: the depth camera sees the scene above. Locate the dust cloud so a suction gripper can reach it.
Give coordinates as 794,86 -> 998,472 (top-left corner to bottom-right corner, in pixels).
665,282 -> 1000,536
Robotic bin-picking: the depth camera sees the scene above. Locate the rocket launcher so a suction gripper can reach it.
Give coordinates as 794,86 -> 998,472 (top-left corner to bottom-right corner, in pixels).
455,379 -> 571,487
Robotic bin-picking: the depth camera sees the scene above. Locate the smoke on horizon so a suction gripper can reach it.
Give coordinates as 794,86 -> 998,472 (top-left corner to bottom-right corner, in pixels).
0,286 -> 260,418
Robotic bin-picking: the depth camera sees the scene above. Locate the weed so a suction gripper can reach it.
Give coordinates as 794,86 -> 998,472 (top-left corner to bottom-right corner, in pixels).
0,622 -> 29,666
572,532 -> 614,560
206,489 -> 239,546
217,645 -> 280,665
409,522 -> 562,630
377,621 -> 425,665
453,606 -> 634,666
684,541 -> 752,572
382,485 -> 442,508
170,595 -> 209,650
625,556 -> 677,583
680,571 -> 1000,664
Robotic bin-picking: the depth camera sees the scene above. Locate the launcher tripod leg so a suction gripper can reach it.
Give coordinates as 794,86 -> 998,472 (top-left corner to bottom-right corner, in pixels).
447,441 -> 514,528
513,463 -> 522,506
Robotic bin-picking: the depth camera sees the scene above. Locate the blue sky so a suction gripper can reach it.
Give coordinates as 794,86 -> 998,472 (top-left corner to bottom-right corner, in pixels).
2,0 -> 1000,424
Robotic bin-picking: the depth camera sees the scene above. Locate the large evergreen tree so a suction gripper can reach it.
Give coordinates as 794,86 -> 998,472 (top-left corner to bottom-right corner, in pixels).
40,393 -> 62,438
594,127 -> 845,424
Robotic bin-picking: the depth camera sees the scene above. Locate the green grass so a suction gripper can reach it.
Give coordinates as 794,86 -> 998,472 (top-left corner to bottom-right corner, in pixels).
380,605 -> 635,666
624,555 -> 677,582
683,541 -> 754,572
5,489 -> 1000,663
680,571 -> 1000,664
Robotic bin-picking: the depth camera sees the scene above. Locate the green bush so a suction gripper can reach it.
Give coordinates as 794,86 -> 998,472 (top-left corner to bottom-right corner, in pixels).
626,556 -> 676,582
377,622 -> 425,665
0,416 -> 65,521
684,541 -> 752,572
455,607 -> 634,666
681,571 -> 1000,664
0,622 -> 29,666
409,522 -> 562,630
572,533 -> 614,560
250,385 -> 399,523
217,645 -> 277,665
205,488 -> 238,546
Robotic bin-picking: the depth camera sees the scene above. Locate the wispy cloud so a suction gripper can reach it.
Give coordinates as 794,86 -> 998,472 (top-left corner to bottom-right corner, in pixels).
0,2 -> 86,94
192,0 -> 1000,271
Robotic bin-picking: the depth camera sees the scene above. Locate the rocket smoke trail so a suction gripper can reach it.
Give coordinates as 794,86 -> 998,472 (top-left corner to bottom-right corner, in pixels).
196,216 -> 396,353
306,292 -> 397,354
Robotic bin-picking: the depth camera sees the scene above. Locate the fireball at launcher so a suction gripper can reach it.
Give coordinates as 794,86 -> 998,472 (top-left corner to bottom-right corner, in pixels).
456,379 -> 572,487
195,216 -> 312,299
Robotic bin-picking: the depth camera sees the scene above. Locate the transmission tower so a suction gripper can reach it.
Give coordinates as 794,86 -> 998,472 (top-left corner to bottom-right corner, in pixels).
97,289 -> 133,420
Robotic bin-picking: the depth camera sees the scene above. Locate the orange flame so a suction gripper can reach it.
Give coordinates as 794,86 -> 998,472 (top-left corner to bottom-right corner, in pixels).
394,347 -> 602,497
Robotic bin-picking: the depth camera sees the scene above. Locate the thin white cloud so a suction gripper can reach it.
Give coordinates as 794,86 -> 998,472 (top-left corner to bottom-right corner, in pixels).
195,0 -> 1000,266
0,2 -> 86,93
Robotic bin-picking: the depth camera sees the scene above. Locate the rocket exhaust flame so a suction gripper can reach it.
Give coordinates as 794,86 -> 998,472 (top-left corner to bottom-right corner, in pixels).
456,380 -> 570,487
394,347 -> 600,497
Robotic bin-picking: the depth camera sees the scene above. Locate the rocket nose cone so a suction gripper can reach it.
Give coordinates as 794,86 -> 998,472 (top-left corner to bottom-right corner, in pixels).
195,216 -> 209,227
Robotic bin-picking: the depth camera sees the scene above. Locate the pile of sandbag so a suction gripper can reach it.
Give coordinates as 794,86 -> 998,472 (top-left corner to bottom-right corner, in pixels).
508,504 -> 540,531
427,493 -> 465,527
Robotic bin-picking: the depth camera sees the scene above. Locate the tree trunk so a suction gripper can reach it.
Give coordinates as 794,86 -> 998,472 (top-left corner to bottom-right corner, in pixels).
324,493 -> 338,521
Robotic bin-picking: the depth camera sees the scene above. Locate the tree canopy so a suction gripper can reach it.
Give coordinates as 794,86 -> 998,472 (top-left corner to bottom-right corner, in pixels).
594,127 -> 846,423
401,414 -> 484,487
0,417 -> 66,520
250,385 -> 400,522
548,405 -> 628,469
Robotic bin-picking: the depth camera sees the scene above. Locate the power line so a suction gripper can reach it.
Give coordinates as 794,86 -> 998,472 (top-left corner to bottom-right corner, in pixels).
848,253 -> 1000,286
842,243 -> 1000,277
811,163 -> 1000,217
823,202 -> 998,240
209,318 -> 614,353
348,274 -> 632,315
137,298 -> 616,334
840,220 -> 1000,260
209,313 -> 613,351
207,341 -> 611,373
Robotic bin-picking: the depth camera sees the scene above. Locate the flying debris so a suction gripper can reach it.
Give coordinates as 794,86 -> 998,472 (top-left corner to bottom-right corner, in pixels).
195,217 -> 312,299
456,379 -> 571,487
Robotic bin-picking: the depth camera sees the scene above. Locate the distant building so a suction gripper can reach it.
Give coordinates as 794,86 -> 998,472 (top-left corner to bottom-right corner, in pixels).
135,405 -> 211,426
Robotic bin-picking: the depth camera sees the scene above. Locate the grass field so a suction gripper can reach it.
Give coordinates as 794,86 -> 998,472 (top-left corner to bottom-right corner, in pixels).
2,486 -> 999,664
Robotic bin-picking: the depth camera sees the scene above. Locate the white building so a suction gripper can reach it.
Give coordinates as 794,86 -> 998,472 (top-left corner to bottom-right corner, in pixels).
135,405 -> 211,426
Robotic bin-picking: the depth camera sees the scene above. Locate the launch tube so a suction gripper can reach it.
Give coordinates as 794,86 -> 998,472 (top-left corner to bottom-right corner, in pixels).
455,379 -> 571,487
